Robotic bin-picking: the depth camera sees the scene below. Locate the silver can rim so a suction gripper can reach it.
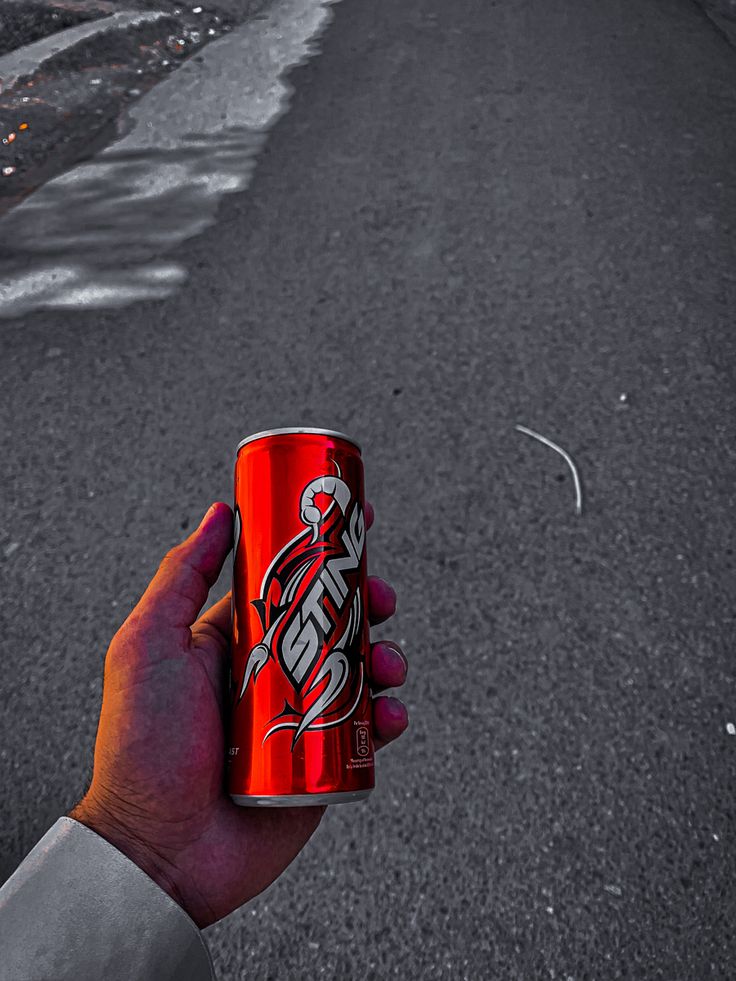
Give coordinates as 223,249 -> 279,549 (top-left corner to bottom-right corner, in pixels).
230,789 -> 372,806
235,428 -> 361,455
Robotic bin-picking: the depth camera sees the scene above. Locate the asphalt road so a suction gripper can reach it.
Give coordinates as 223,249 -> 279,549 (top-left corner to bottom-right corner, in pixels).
3,0 -> 736,978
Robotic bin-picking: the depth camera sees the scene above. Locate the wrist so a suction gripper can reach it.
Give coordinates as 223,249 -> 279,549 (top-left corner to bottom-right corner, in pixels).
68,799 -> 187,913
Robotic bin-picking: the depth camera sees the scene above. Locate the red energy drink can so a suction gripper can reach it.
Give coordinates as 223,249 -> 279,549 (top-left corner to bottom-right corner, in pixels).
227,428 -> 375,806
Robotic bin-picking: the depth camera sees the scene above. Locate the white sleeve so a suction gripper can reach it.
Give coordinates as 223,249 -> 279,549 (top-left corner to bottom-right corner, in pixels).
0,817 -> 216,981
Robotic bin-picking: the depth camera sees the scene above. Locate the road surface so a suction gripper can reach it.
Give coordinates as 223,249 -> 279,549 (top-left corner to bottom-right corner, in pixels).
2,0 -> 736,977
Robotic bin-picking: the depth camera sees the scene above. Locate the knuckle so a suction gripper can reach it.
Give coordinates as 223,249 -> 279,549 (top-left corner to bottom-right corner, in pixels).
161,544 -> 184,567
114,609 -> 155,644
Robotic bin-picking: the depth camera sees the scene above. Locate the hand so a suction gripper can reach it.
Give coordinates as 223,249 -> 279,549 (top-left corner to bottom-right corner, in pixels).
68,501 -> 408,929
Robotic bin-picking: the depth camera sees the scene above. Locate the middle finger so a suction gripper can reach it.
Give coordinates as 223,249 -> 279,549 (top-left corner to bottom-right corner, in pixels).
367,575 -> 396,625
368,640 -> 408,694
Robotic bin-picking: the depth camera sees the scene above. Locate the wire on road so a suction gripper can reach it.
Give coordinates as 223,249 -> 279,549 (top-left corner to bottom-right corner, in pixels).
515,424 -> 583,517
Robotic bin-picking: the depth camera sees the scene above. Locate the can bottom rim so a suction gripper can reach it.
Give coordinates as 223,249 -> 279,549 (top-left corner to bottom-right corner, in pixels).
230,790 -> 372,807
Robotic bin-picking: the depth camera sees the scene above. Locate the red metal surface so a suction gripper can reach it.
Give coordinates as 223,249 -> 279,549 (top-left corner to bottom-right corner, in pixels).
227,430 -> 375,801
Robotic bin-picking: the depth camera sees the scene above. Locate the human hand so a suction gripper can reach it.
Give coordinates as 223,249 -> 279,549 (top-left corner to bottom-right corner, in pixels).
68,501 -> 408,929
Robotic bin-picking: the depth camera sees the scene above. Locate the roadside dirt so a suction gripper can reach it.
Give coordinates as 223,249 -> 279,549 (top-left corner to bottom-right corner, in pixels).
0,0 -> 269,216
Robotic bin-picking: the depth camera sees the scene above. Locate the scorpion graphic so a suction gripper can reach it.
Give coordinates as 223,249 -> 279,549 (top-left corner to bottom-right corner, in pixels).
232,463 -> 366,749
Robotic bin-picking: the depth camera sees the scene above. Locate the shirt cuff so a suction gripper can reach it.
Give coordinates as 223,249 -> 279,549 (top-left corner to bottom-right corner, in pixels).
0,816 -> 215,981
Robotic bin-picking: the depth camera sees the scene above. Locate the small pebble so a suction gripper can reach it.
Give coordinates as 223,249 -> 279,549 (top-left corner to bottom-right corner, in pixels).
4,542 -> 20,558
2,166 -> 16,176
726,722 -> 735,736
192,4 -> 202,10
90,78 -> 102,86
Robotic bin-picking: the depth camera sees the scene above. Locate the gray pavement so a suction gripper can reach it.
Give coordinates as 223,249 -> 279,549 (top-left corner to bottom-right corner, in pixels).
3,0 -> 736,978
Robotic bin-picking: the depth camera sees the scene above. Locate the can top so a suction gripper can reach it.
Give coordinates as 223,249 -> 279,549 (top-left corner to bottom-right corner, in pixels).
235,428 -> 361,455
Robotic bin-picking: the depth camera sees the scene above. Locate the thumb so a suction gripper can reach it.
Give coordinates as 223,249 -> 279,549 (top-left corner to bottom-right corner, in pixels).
135,502 -> 234,631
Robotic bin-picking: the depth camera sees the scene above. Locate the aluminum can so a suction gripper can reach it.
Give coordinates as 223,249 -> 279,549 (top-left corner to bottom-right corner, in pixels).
227,428 -> 375,806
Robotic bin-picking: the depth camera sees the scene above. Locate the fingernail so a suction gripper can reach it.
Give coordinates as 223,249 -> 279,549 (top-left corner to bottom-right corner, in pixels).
382,643 -> 408,674
385,697 -> 408,726
199,503 -> 218,529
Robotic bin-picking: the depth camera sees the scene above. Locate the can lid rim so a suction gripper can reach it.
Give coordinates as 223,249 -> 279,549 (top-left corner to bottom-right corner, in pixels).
235,428 -> 361,455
